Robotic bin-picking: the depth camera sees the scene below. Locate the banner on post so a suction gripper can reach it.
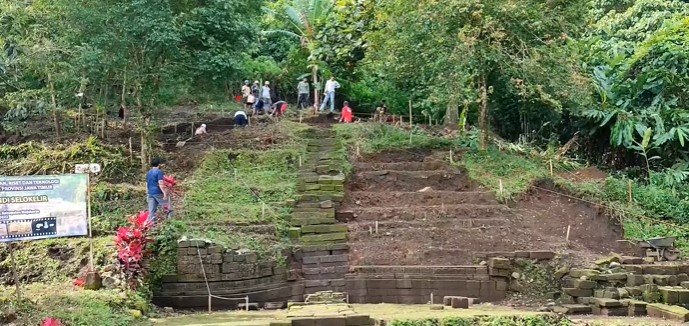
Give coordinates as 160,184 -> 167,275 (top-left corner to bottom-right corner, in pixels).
0,174 -> 89,242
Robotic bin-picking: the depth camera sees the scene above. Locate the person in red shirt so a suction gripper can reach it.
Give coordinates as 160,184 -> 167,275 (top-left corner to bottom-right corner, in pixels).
340,101 -> 353,123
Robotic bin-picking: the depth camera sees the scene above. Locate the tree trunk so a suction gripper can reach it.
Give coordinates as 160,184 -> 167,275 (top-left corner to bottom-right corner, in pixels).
479,74 -> 488,151
48,74 -> 62,138
121,66 -> 128,124
312,64 -> 319,114
444,97 -> 459,128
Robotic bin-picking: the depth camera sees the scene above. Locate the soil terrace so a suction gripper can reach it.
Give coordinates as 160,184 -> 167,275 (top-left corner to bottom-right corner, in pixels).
341,150 -> 637,266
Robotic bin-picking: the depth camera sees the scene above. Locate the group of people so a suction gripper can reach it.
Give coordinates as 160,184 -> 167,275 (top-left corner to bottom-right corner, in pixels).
238,76 -> 353,123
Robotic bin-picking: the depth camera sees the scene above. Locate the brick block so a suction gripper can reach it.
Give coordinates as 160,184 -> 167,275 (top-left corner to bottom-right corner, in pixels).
563,288 -> 593,298
572,279 -> 597,289
647,303 -> 689,322
396,279 -> 412,289
315,317 -> 346,326
553,304 -> 592,315
529,251 -> 556,260
592,298 -> 623,308
624,265 -> 643,274
451,297 -> 469,309
569,269 -> 600,278
300,232 -> 347,243
592,306 -> 628,316
302,224 -> 348,234
345,315 -> 372,326
627,274 -> 644,286
488,258 -> 511,269
642,265 -> 679,275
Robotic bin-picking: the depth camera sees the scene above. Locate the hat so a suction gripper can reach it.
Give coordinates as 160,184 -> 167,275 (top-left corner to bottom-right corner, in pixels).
265,81 -> 270,85
244,80 -> 249,84
254,80 -> 259,84
201,124 -> 206,128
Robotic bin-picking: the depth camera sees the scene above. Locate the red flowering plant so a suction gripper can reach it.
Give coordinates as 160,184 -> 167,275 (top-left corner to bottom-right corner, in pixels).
42,318 -> 63,326
160,175 -> 180,219
114,211 -> 154,288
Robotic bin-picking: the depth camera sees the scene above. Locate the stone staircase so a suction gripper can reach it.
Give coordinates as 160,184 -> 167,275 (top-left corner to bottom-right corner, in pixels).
290,128 -> 350,294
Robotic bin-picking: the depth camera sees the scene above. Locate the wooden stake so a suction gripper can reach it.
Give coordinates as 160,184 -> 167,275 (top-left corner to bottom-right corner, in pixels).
449,150 -> 454,164
628,180 -> 633,204
128,137 -> 133,163
356,144 -> 360,157
549,160 -> 554,177
566,225 -> 571,242
298,156 -> 303,167
369,226 -> 373,235
375,221 -> 379,234
409,131 -> 412,144
430,292 -> 434,305
191,122 -> 195,138
174,124 -> 178,134
87,173 -> 94,271
7,238 -> 21,301
409,99 -> 413,128
499,179 -> 504,196
101,119 -> 105,138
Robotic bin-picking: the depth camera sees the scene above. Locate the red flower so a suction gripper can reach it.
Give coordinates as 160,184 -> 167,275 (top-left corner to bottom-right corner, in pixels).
73,278 -> 85,287
42,318 -> 63,326
163,175 -> 177,187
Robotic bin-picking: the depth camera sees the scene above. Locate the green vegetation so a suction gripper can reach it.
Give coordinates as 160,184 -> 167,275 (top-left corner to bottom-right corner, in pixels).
1,284 -> 150,326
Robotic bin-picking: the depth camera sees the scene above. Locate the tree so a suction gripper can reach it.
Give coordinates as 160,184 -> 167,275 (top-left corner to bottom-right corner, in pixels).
364,0 -> 590,149
265,0 -> 334,110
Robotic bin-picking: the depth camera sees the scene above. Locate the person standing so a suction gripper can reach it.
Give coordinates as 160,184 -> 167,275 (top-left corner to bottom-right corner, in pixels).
261,81 -> 272,112
297,78 -> 310,110
340,101 -> 353,123
241,80 -> 251,110
320,76 -> 340,113
146,158 -> 171,221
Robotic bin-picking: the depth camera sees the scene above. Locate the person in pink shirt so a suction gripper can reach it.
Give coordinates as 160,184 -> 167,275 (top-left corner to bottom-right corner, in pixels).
340,101 -> 353,123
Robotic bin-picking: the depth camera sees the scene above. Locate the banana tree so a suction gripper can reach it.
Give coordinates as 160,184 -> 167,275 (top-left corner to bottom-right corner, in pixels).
265,0 -> 333,110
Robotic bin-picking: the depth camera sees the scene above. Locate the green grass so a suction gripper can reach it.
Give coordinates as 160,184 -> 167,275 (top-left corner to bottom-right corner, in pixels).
334,123 -> 458,154
175,121 -> 309,257
0,283 -> 150,326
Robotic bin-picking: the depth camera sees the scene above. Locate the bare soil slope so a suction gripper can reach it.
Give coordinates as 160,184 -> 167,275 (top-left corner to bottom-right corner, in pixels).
341,150 -> 637,266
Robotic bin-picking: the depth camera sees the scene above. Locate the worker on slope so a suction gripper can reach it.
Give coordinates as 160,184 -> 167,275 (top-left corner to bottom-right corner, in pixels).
146,158 -> 171,221
195,123 -> 208,138
340,101 -> 353,123
234,110 -> 248,127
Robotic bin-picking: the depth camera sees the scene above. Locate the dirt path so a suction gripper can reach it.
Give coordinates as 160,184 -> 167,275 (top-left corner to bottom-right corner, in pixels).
340,150 -> 637,266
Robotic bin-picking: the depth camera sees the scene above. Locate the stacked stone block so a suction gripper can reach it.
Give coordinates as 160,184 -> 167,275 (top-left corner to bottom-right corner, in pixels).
292,131 -> 350,294
555,259 -> 689,321
345,265 -> 507,304
152,239 -> 303,309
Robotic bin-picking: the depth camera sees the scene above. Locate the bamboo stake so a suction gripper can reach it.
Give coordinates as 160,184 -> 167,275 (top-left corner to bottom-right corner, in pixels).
8,241 -> 21,301
499,179 -> 504,196
409,99 -> 413,128
101,119 -> 105,138
191,122 -> 195,138
449,150 -> 454,164
549,160 -> 554,177
628,180 -> 633,204
128,137 -> 133,163
375,221 -> 379,234
356,144 -> 361,157
566,225 -> 571,242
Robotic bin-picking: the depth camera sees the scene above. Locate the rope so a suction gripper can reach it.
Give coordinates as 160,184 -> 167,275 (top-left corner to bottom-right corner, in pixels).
195,242 -> 250,311
528,184 -> 689,233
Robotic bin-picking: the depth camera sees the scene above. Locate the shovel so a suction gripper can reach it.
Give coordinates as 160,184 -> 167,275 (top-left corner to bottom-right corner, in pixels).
175,137 -> 193,148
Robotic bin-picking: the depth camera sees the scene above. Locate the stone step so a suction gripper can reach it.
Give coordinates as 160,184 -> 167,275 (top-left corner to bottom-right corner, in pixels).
349,218 -> 510,230
292,210 -> 335,219
345,191 -> 498,207
354,161 -> 447,172
338,204 -> 511,222
348,170 -> 478,192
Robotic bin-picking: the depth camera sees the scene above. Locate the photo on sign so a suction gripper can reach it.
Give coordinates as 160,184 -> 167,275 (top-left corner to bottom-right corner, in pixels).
0,174 -> 88,242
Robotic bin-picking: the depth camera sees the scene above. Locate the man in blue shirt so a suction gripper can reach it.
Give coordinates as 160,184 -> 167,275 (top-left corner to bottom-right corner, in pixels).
146,158 -> 169,221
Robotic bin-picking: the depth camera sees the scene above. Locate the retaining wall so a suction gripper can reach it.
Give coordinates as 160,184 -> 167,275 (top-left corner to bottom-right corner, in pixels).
152,239 -> 303,309
345,265 -> 508,304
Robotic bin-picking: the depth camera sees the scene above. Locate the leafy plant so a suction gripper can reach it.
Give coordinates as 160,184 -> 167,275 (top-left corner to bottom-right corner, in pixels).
115,211 -> 153,289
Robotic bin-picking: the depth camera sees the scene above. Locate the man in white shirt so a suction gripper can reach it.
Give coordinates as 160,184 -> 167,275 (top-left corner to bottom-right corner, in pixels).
261,81 -> 272,112
320,76 -> 340,113
234,110 -> 248,126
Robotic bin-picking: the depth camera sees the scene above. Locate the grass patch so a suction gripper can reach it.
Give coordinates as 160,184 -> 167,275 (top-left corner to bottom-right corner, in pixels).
0,283 -> 150,326
334,123 -> 457,154
176,122 -> 309,258
0,237 -> 113,285
462,148 -> 548,202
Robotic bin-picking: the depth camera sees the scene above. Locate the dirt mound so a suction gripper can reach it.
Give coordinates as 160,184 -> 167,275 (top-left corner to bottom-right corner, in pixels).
342,150 -> 638,266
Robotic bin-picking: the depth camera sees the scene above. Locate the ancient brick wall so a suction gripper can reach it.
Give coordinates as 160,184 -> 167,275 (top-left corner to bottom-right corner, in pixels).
345,265 -> 508,304
152,239 -> 303,309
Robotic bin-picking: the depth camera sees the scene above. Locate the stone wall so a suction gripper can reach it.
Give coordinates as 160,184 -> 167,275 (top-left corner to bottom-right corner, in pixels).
345,265 -> 508,304
152,239 -> 303,309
